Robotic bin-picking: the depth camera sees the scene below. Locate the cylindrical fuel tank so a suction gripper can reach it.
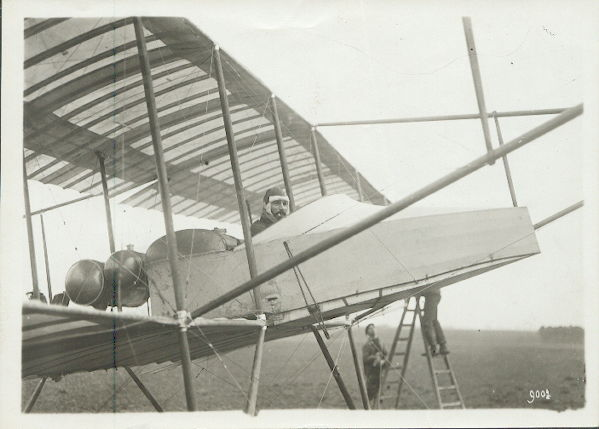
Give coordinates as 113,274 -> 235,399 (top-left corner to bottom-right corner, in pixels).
104,250 -> 149,307
65,259 -> 106,307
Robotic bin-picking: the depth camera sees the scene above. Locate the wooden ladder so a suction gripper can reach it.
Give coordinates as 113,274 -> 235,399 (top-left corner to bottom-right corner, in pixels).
379,296 -> 465,409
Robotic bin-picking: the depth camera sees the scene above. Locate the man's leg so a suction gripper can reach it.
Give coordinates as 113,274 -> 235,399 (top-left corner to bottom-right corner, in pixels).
421,295 -> 438,355
430,294 -> 449,354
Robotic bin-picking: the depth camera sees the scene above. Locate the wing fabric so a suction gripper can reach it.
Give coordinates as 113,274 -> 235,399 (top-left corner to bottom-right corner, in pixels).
24,17 -> 386,223
22,301 -> 265,378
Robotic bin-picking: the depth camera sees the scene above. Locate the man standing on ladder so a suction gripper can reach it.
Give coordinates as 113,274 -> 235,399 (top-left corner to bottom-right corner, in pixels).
250,187 -> 290,236
362,323 -> 388,409
420,287 -> 450,356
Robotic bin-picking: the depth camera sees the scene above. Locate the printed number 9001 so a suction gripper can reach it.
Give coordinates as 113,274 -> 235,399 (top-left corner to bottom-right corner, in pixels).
527,389 -> 551,404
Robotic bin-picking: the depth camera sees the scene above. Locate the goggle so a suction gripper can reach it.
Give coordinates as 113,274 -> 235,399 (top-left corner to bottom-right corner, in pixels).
268,196 -> 289,205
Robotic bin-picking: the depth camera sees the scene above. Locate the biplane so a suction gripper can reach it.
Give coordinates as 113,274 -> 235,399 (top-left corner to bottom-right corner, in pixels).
20,15 -> 583,414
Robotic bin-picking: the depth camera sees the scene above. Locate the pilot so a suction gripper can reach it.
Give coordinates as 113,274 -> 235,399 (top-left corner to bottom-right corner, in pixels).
250,187 -> 290,236
362,323 -> 388,409
420,287 -> 449,356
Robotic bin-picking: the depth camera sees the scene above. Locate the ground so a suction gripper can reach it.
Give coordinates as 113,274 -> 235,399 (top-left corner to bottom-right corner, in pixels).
22,328 -> 585,413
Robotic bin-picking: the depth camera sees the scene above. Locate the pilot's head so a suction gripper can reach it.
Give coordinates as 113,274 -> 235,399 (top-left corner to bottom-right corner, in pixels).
365,323 -> 376,339
263,187 -> 289,221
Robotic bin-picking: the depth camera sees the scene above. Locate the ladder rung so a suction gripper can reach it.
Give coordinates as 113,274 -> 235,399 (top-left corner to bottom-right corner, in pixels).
395,352 -> 406,356
438,385 -> 457,391
434,369 -> 451,374
441,401 -> 463,408
398,336 -> 410,341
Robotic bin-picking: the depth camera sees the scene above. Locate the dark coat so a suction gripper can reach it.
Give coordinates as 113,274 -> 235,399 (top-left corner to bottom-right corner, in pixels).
250,213 -> 276,236
362,337 -> 388,400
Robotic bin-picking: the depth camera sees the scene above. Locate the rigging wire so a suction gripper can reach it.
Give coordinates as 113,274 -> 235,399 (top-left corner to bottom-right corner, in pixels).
316,334 -> 348,408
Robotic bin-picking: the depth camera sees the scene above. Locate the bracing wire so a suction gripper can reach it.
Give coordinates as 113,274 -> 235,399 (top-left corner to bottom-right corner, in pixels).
317,334 -> 347,408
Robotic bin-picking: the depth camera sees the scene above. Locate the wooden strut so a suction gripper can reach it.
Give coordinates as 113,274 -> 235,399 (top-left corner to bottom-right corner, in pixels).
311,127 -> 328,196
492,113 -> 518,207
213,44 -> 265,416
24,377 -> 47,413
271,94 -> 296,212
355,168 -> 364,202
310,325 -> 356,409
534,201 -> 584,230
347,325 -> 370,409
98,148 -> 164,411
314,108 -> 567,128
133,17 -> 197,412
190,103 -> 583,318
97,151 -> 121,311
29,194 -> 96,216
39,214 -> 53,301
462,16 -> 494,164
124,367 -> 164,412
23,157 -> 40,300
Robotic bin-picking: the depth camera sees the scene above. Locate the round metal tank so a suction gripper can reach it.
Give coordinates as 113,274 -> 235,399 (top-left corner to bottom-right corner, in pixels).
64,259 -> 106,306
104,250 -> 149,307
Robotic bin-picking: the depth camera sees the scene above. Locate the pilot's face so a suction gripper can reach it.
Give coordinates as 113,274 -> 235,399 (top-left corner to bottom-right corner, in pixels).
270,199 -> 289,220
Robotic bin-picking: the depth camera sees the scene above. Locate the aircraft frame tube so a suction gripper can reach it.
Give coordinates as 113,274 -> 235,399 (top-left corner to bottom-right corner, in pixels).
23,157 -> 40,300
311,128 -> 327,196
311,325 -> 356,409
463,16 -> 494,163
347,326 -> 370,409
125,367 -> 164,412
314,108 -> 567,128
39,214 -> 53,302
271,94 -> 296,212
97,152 -> 116,253
492,113 -> 518,207
133,17 -> 196,412
97,151 -> 121,310
534,201 -> 584,230
24,377 -> 47,413
191,103 -> 583,318
214,44 -> 266,415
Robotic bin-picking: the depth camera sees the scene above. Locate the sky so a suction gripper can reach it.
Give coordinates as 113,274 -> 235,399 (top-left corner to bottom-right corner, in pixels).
5,0 -> 599,332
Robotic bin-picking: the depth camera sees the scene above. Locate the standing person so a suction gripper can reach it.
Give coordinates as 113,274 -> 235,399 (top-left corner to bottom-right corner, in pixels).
362,323 -> 388,409
420,287 -> 449,356
250,186 -> 290,236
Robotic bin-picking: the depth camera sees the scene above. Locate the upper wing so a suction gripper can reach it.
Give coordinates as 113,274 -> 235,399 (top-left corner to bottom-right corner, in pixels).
24,17 -> 387,223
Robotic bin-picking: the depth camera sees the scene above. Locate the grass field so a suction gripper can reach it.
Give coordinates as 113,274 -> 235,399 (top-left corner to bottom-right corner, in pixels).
22,328 -> 585,413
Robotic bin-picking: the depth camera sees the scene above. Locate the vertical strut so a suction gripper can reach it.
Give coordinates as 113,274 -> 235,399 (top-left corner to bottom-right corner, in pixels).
355,168 -> 364,202
97,151 -> 121,310
97,152 -> 116,253
462,17 -> 494,164
311,325 -> 356,409
492,113 -> 518,207
213,44 -> 265,415
23,157 -> 40,300
133,17 -> 196,412
246,325 -> 267,415
39,214 -> 53,302
271,94 -> 296,212
310,127 -> 328,196
347,325 -> 370,409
